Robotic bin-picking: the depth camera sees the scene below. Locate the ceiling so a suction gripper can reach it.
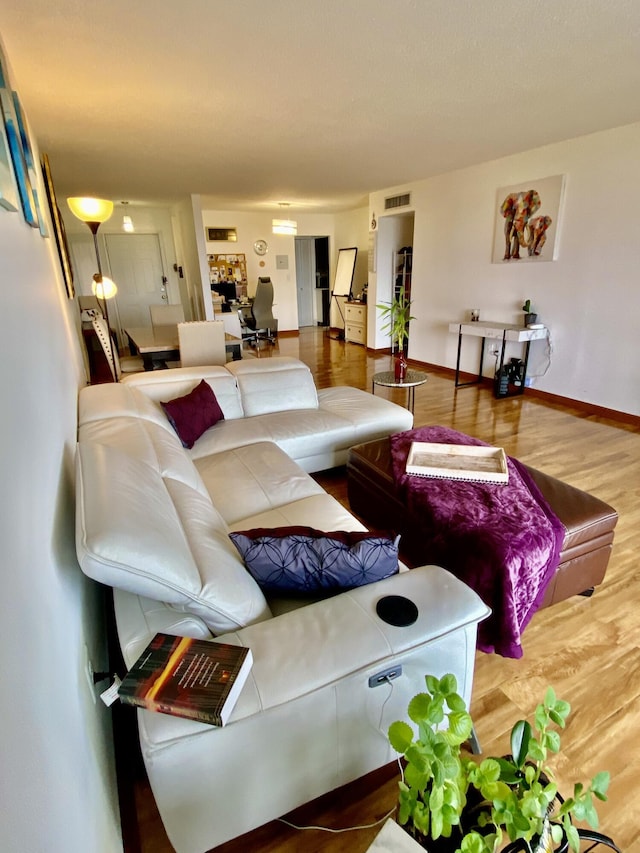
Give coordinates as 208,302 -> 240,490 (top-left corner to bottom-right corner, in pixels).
3,0 -> 640,213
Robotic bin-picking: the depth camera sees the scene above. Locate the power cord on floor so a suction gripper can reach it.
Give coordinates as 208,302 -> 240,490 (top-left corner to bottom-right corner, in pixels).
277,676 -> 400,835
277,806 -> 396,834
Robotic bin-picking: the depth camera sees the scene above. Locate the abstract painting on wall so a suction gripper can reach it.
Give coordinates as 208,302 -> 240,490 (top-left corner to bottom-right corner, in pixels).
492,174 -> 565,263
0,46 -> 18,212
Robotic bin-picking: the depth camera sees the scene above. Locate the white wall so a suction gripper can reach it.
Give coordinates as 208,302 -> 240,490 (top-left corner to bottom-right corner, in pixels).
198,207 -> 337,331
0,41 -> 121,852
370,123 -> 640,416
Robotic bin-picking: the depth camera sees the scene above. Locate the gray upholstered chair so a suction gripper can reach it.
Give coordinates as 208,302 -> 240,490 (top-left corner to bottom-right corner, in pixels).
245,277 -> 278,345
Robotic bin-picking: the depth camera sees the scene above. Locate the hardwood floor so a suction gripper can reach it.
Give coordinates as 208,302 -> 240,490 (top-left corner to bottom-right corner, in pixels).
128,328 -> 639,852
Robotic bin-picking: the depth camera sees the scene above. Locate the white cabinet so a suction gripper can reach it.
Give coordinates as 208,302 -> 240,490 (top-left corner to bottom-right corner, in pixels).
345,301 -> 367,345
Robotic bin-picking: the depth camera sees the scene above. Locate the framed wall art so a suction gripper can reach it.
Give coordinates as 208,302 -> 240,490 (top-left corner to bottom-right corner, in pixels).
0,88 -> 38,228
0,106 -> 18,212
42,153 -> 75,298
0,46 -> 19,213
492,174 -> 565,264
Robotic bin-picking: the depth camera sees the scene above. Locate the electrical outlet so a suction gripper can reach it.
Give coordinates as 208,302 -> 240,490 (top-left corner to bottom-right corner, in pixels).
83,644 -> 97,703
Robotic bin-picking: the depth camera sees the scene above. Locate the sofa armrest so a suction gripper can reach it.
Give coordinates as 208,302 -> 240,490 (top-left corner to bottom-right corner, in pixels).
231,565 -> 489,713
130,566 -> 490,747
113,588 -> 214,668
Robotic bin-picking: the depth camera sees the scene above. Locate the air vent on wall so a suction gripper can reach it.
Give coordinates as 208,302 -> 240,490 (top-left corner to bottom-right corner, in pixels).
384,193 -> 411,210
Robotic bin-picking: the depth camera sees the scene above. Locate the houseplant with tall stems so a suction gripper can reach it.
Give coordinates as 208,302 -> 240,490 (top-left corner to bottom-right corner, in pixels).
377,285 -> 415,381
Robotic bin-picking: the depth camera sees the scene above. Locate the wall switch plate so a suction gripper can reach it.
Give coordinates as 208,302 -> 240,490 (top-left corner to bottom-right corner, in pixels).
275,255 -> 288,269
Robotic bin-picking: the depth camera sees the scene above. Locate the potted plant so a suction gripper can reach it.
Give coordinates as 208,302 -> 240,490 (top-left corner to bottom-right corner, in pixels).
388,674 -> 474,849
522,299 -> 538,326
377,285 -> 415,381
388,676 -> 613,853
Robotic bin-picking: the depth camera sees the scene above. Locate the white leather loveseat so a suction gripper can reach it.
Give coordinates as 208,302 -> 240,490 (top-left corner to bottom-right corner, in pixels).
75,357 -> 489,853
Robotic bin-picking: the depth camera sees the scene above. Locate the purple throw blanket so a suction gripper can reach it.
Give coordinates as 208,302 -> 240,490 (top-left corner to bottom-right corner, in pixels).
390,427 -> 565,658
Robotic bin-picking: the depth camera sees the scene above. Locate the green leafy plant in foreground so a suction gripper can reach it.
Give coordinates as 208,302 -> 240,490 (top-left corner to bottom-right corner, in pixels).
388,677 -> 610,853
388,674 -> 473,843
464,686 -> 610,853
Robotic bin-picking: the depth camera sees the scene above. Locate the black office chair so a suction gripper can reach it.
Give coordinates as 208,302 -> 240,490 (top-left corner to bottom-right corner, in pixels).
247,277 -> 277,345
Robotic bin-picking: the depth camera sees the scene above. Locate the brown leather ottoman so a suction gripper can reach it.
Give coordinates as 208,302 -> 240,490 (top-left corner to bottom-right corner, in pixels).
346,436 -> 618,608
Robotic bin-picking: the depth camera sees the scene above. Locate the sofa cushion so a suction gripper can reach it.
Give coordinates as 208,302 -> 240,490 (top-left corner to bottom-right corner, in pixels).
194,441 -> 327,525
225,357 -> 318,416
120,365 -> 245,420
161,379 -> 224,449
317,385 -> 414,439
75,442 -> 271,633
229,526 -> 400,593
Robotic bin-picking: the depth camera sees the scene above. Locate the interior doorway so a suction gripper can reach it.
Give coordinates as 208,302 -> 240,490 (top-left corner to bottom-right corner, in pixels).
374,212 -> 415,351
294,236 -> 330,327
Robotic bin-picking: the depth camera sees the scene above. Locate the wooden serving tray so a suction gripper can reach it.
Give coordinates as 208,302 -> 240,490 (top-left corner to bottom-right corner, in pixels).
406,442 -> 509,484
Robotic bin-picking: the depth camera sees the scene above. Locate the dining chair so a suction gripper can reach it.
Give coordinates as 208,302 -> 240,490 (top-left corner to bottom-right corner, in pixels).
92,315 -> 145,381
177,321 -> 227,367
149,303 -> 185,331
220,310 -> 242,340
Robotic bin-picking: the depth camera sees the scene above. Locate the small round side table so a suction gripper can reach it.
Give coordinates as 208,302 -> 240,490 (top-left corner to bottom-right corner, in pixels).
372,369 -> 428,414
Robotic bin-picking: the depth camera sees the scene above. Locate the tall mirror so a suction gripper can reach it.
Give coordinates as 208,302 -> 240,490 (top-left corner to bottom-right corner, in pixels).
329,247 -> 358,339
332,247 -> 357,298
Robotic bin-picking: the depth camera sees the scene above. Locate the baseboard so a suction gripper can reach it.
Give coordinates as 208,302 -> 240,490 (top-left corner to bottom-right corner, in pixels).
414,361 -> 640,429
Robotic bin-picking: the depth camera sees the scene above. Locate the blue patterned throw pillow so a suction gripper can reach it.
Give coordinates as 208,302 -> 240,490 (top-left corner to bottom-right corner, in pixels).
229,526 -> 400,593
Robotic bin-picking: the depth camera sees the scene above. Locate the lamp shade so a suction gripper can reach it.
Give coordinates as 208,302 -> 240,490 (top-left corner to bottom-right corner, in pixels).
92,274 -> 118,300
67,197 -> 114,225
272,218 -> 297,235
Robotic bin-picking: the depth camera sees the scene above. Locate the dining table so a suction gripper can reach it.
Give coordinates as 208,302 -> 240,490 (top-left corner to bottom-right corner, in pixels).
124,325 -> 242,370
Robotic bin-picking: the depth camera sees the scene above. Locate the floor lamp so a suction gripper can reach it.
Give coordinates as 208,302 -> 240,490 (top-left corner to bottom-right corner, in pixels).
67,197 -> 118,380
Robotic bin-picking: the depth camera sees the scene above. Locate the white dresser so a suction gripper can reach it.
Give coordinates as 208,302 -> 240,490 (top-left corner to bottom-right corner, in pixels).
345,301 -> 367,345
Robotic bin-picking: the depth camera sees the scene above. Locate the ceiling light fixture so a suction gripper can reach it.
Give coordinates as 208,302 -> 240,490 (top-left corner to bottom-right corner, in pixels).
121,200 -> 134,233
272,203 -> 297,235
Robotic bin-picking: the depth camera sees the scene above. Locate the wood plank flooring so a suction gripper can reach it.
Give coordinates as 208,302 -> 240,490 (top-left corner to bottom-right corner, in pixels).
128,328 -> 639,852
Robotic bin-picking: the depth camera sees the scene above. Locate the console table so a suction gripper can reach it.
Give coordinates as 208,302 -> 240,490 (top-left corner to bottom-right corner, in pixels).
449,321 -> 548,398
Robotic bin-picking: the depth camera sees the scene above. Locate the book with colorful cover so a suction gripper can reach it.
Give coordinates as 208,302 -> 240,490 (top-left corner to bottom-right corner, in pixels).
118,633 -> 253,726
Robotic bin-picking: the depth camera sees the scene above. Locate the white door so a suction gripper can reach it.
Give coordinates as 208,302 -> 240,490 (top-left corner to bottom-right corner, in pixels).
104,233 -> 168,336
294,237 -> 316,327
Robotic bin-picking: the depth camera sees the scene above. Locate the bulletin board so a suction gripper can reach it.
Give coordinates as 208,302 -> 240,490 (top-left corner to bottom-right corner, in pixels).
207,253 -> 247,286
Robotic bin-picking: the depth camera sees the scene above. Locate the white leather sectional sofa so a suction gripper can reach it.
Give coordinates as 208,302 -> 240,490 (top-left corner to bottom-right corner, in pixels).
75,357 -> 489,853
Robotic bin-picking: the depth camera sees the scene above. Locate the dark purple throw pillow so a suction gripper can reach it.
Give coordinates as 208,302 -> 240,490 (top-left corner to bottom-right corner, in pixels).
161,380 -> 224,449
229,526 -> 400,593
